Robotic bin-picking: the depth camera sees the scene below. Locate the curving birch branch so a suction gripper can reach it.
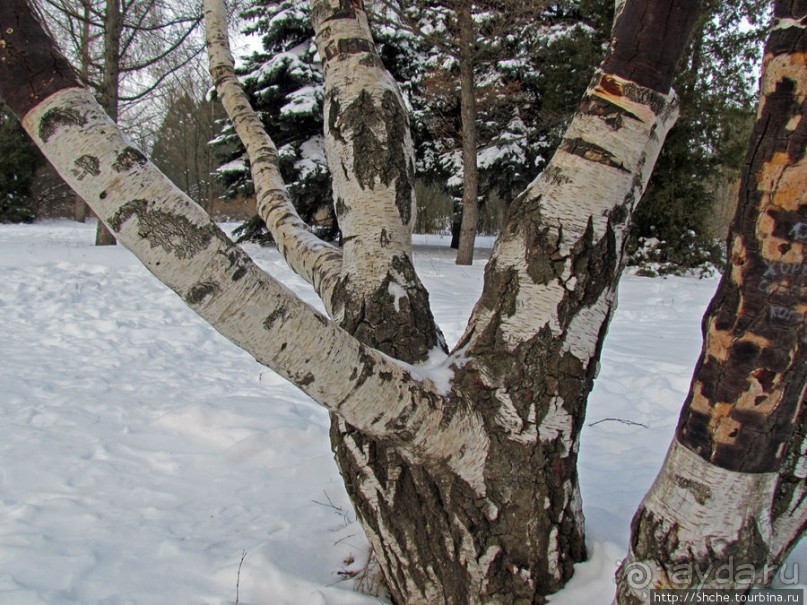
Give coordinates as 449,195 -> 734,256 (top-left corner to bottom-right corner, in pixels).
203,0 -> 342,311
0,0 -> 482,466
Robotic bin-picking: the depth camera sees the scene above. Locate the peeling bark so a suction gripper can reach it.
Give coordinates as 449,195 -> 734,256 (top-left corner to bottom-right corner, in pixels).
617,5 -> 807,601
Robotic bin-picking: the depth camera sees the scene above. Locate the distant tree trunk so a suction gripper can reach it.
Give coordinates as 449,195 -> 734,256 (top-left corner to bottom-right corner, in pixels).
616,3 -> 807,601
73,0 -> 92,223
454,0 -> 479,265
95,0 -> 121,246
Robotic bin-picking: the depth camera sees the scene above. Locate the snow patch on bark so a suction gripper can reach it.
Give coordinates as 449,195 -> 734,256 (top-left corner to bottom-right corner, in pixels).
387,281 -> 408,312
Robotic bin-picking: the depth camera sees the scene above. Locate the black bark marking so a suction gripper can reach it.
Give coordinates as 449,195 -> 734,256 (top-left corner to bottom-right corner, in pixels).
263,307 -> 288,331
112,146 -> 147,173
219,247 -> 250,282
0,3 -> 81,118
38,107 -> 86,142
109,199 -> 218,259
323,38 -> 375,62
674,476 -> 711,505
71,154 -> 100,180
560,137 -> 628,172
186,281 -> 219,305
311,0 -> 361,25
336,90 -> 413,224
298,372 -> 316,387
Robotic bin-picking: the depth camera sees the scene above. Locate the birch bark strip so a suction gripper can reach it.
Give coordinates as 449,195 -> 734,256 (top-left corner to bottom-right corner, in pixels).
204,0 -> 342,310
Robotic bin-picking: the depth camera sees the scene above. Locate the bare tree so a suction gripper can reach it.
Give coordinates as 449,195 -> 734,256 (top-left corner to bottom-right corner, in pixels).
2,0 -> 802,603
35,0 -> 204,243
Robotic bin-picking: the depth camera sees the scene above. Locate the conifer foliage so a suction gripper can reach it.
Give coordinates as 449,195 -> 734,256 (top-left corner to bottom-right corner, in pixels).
0,100 -> 41,223
214,0 -> 336,241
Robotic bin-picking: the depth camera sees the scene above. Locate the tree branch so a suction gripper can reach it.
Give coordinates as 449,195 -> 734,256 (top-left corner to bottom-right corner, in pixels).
120,15 -> 201,72
0,0 -> 479,464
203,0 -> 342,311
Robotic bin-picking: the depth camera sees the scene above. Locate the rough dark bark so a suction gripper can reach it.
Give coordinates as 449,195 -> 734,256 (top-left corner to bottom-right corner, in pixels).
0,3 -> 81,118
603,0 -> 701,92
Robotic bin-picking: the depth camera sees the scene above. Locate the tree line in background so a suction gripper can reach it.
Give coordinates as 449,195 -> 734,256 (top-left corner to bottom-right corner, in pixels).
213,0 -> 767,271
2,0 -> 767,274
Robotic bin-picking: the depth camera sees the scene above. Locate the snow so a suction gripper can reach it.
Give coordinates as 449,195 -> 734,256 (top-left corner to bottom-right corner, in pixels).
0,221 -> 803,604
216,158 -> 248,175
279,86 -> 321,118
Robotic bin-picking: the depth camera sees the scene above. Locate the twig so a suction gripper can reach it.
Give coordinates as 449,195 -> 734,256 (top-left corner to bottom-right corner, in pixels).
235,550 -> 247,605
311,490 -> 341,512
588,417 -> 649,428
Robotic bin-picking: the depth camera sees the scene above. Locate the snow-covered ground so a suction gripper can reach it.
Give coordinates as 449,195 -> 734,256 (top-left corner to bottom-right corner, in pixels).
0,221 -> 803,604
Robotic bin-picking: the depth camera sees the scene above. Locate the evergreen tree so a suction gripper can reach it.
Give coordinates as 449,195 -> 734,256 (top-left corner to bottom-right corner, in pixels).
213,0 -> 336,242
371,0 -> 611,238
0,100 -> 42,223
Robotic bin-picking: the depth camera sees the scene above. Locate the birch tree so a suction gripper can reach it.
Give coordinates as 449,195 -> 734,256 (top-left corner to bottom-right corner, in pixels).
6,0 -> 800,603
617,2 -> 807,601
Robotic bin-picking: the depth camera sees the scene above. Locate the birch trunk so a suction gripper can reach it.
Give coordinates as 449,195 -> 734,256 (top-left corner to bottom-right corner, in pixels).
310,0 -> 444,359
314,0 -> 694,602
204,0 -> 342,310
616,5 -> 807,601
1,0 -> 703,602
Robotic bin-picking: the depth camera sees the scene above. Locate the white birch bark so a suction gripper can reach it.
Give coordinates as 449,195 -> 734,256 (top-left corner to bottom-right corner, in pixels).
310,0 -> 418,292
203,0 -> 342,310
21,86 -> 483,465
459,72 -> 679,359
617,441 -> 778,600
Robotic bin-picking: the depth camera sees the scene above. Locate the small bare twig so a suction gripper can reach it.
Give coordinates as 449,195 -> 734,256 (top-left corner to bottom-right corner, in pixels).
312,490 -> 354,527
235,550 -> 247,605
588,417 -> 649,428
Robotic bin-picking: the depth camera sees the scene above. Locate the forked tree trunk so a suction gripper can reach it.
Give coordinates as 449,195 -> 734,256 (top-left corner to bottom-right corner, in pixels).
308,1 -> 696,602
1,0 -> 702,603
616,4 -> 807,601
455,0 -> 480,266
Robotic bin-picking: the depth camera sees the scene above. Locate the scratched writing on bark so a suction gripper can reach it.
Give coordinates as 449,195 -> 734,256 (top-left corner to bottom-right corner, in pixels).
789,222 -> 807,243
758,261 -> 807,294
